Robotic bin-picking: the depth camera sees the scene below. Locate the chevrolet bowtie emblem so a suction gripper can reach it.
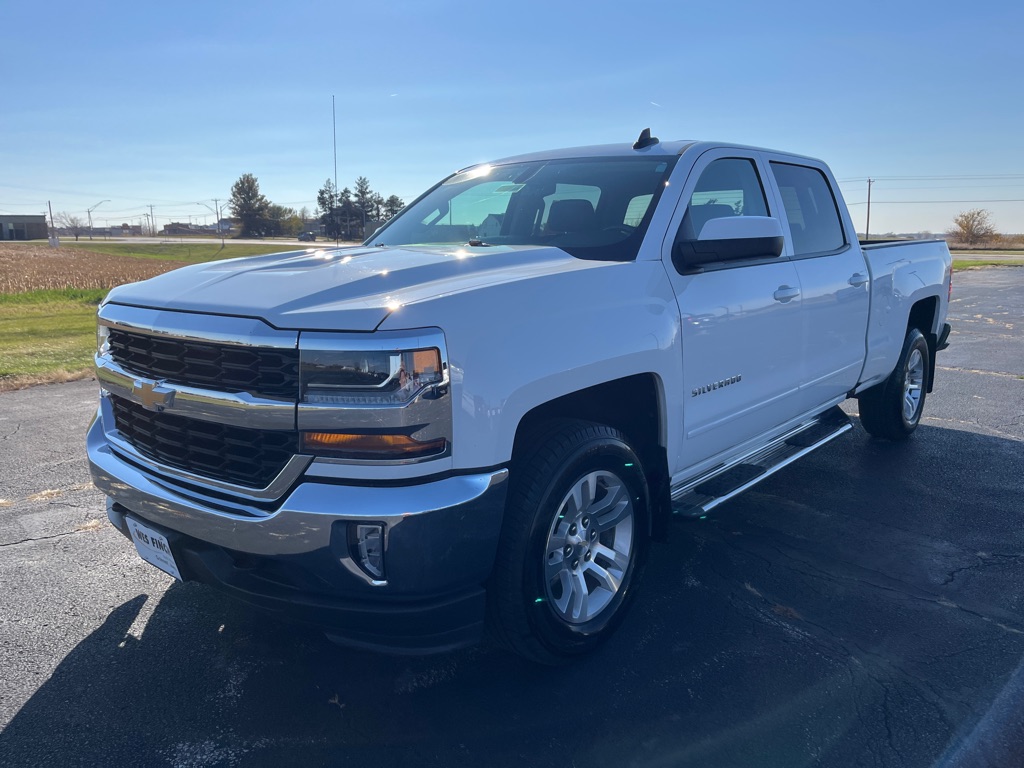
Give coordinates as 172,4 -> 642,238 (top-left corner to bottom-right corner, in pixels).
132,379 -> 176,411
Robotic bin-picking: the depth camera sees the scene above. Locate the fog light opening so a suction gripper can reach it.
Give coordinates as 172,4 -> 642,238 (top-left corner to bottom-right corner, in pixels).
351,523 -> 385,580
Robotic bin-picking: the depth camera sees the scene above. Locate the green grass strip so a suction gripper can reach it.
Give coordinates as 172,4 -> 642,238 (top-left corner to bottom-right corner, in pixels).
952,259 -> 1024,269
0,288 -> 108,306
0,290 -> 103,377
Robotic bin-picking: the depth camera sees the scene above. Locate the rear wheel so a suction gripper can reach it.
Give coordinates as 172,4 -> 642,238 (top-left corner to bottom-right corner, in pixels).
488,420 -> 649,664
858,327 -> 930,440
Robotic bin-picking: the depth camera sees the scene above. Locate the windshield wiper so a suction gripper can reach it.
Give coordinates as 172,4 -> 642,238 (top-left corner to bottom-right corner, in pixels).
467,239 -> 493,247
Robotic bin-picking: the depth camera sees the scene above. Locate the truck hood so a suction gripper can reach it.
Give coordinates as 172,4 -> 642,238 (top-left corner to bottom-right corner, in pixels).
104,244 -> 600,331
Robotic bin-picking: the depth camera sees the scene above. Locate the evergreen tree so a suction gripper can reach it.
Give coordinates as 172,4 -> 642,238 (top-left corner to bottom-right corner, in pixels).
383,195 -> 405,220
228,173 -> 271,237
317,179 -> 341,239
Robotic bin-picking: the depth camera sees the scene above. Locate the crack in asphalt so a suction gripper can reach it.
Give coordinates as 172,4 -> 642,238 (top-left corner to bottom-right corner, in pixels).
0,528 -> 98,549
709,555 -> 970,765
699,522 -> 1024,632
704,526 -> 1011,768
943,552 -> 1024,586
994,413 -> 1024,433
1,422 -> 22,440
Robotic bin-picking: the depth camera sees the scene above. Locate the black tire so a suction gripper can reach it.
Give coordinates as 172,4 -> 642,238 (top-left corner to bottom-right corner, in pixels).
488,419 -> 649,664
858,327 -> 930,441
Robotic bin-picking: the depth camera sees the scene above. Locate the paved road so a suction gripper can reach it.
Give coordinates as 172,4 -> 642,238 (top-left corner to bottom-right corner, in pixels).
73,236 -> 356,247
0,268 -> 1021,767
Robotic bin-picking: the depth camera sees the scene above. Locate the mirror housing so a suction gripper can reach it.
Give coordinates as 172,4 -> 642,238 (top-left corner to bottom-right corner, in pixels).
673,216 -> 785,273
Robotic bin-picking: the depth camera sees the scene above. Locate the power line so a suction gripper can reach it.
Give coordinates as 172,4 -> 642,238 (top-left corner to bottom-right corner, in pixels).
847,199 -> 1024,206
839,183 -> 1024,191
838,174 -> 1024,183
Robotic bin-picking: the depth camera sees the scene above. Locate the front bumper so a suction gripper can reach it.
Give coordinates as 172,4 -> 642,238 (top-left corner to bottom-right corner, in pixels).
87,414 -> 509,653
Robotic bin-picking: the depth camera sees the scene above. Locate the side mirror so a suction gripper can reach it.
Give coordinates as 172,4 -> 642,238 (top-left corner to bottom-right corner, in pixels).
673,216 -> 785,273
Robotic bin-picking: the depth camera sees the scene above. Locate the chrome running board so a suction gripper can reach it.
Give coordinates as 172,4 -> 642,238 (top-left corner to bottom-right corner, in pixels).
670,406 -> 852,519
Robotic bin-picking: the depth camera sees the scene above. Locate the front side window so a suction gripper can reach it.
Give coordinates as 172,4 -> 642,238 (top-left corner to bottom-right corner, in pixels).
368,156 -> 677,261
678,158 -> 769,241
770,162 -> 846,255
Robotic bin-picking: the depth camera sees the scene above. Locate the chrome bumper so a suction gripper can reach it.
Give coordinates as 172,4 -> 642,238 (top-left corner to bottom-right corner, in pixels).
87,413 -> 508,595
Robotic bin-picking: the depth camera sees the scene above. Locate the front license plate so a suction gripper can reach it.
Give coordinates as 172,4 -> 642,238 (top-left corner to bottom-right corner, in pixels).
127,517 -> 182,581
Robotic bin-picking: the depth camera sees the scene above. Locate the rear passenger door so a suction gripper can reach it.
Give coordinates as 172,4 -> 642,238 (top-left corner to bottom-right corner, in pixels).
764,159 -> 870,412
663,150 -> 805,474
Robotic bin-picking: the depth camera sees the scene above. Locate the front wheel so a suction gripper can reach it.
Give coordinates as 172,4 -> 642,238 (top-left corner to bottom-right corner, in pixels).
488,420 -> 649,664
858,327 -> 930,440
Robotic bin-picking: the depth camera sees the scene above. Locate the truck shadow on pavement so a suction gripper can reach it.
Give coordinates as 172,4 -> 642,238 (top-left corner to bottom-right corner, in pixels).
2,424 -> 1024,768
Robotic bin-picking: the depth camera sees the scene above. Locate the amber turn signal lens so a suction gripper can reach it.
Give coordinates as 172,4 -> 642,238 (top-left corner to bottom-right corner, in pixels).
301,431 -> 447,460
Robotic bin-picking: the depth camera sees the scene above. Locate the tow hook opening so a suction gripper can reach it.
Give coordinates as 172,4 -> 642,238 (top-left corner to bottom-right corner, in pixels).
349,523 -> 386,581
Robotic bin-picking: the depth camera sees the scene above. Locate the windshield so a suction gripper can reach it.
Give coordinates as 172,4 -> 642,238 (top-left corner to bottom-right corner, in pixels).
366,155 -> 677,261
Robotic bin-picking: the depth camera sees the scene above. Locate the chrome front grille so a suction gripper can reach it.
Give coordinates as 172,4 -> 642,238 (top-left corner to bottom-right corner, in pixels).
108,328 -> 299,400
111,396 -> 299,489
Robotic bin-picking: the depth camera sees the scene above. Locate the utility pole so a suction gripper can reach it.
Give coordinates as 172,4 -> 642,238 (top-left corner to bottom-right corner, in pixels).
333,94 -> 339,246
198,200 -> 226,246
213,198 -> 224,240
47,200 -> 59,248
148,204 -> 156,237
865,179 -> 873,243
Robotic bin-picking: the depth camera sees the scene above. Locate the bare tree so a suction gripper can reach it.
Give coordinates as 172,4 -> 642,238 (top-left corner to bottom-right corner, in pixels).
947,209 -> 998,246
55,212 -> 88,241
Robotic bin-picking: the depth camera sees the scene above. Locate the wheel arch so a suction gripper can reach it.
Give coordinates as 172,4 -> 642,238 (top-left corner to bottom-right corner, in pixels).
907,296 -> 939,392
511,373 -> 672,541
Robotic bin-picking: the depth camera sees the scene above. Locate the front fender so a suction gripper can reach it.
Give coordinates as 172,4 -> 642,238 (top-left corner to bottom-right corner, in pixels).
380,260 -> 681,470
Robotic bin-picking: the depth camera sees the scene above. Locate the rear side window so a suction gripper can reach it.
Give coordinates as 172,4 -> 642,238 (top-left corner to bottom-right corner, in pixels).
770,163 -> 846,255
679,158 -> 769,241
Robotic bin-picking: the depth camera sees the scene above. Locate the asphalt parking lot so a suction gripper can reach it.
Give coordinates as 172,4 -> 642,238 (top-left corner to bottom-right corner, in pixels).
1,267 -> 1022,768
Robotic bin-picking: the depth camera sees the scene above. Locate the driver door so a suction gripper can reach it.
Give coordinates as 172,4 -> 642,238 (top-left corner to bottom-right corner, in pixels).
662,150 -> 805,476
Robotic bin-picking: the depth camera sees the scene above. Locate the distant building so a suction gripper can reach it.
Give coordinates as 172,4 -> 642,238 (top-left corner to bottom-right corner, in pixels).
111,225 -> 143,236
0,214 -> 48,241
162,222 -> 198,236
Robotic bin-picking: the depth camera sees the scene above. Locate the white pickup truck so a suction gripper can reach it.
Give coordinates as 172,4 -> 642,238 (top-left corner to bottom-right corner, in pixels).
88,131 -> 952,663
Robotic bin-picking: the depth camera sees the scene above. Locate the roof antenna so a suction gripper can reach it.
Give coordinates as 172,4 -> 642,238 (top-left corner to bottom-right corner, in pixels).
633,128 -> 659,150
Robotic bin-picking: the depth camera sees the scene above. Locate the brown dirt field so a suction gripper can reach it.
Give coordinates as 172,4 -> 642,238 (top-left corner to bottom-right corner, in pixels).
0,244 -> 186,293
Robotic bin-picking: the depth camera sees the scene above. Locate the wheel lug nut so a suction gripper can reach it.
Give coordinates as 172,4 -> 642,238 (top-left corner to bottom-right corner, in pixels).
584,552 -> 591,561
564,545 -> 572,556
590,530 -> 597,540
569,525 -> 577,535
582,517 -> 589,527
572,559 -> 579,569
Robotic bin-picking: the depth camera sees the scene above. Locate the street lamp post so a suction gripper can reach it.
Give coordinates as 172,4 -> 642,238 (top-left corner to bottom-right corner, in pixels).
197,200 -> 226,246
87,199 -> 110,240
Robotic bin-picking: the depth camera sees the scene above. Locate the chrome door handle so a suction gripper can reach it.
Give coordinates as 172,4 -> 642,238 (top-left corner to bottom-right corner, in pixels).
848,273 -> 869,287
773,286 -> 800,303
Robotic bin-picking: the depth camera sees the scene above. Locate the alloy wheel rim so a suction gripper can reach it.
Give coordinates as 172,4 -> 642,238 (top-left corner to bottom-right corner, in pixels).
543,470 -> 634,624
903,348 -> 925,422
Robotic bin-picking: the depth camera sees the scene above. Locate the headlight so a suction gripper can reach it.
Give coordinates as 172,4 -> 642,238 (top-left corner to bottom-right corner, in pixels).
297,331 -> 452,464
301,347 -> 443,405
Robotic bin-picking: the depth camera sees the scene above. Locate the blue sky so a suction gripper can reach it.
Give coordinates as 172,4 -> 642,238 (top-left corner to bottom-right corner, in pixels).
2,0 -> 1021,235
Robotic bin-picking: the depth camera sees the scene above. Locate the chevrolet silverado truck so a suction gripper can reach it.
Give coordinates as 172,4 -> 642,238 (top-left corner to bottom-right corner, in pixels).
88,130 -> 952,663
